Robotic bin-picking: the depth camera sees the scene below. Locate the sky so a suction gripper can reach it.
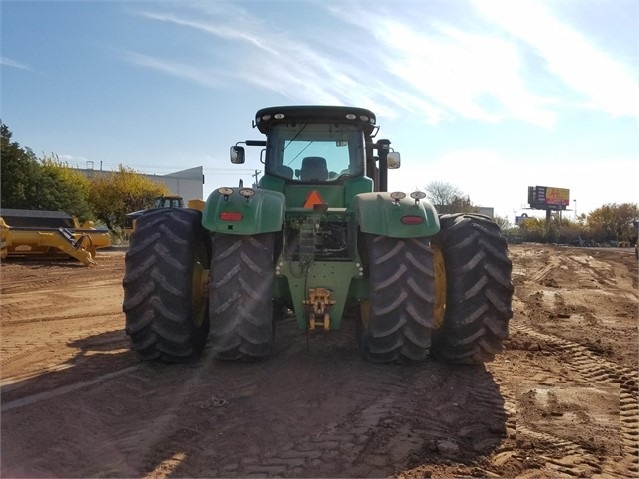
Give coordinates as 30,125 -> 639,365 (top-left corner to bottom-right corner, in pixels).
1,0 -> 638,222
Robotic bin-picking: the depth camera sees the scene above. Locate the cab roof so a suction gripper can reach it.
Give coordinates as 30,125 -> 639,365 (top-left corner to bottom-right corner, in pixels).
254,106 -> 377,135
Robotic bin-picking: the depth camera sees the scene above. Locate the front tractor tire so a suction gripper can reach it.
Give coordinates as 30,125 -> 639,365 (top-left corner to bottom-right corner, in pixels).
209,233 -> 275,361
432,214 -> 514,364
357,234 -> 438,363
123,208 -> 211,362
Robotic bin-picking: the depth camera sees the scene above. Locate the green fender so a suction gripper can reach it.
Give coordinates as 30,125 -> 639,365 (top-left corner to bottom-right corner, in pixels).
353,192 -> 440,238
202,188 -> 285,234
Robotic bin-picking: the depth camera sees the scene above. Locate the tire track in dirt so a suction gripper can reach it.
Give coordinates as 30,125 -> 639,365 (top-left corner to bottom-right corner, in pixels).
1,261 -> 126,383
46,321 -> 506,479
1,313 -> 510,478
512,322 -> 639,478
527,255 -> 562,284
1,311 -> 123,327
514,424 -> 604,476
1,317 -> 124,368
129,328 -> 402,478
487,359 -> 623,478
1,365 -> 139,412
524,247 -> 635,292
1,276 -> 75,294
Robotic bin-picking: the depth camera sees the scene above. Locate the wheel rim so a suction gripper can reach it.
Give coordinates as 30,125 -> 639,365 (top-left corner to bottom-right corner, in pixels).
433,245 -> 446,329
191,240 -> 209,327
358,299 -> 371,330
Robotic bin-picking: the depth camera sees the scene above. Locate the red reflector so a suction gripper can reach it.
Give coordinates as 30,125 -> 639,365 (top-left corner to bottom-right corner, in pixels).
401,215 -> 424,225
220,212 -> 243,221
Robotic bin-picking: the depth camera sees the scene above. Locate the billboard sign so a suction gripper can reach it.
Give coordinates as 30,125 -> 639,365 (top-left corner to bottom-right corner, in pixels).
528,186 -> 570,210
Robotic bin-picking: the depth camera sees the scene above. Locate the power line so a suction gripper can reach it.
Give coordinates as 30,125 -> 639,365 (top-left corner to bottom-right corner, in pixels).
88,162 -> 255,175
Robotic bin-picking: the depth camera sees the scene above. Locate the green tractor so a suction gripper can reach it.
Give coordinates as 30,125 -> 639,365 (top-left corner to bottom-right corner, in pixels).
123,106 -> 513,364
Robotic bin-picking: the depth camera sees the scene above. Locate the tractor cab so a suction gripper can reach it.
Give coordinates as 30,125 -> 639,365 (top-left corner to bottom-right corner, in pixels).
153,195 -> 184,209
230,106 -> 401,207
264,122 -> 365,183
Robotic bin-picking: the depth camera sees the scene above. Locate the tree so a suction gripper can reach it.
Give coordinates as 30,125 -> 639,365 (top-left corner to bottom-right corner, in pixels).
1,123 -> 94,222
446,194 -> 478,214
89,165 -> 170,234
587,203 -> 638,244
494,215 -> 510,231
37,154 -> 95,222
1,121 -> 41,209
2,121 -> 174,235
517,217 -> 547,243
424,181 -> 463,209
423,181 -> 478,214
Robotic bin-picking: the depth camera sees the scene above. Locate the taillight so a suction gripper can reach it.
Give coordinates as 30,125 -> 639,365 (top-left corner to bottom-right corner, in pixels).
220,212 -> 243,221
400,215 -> 424,225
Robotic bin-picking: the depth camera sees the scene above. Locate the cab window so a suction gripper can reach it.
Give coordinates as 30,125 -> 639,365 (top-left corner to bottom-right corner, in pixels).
266,123 -> 364,182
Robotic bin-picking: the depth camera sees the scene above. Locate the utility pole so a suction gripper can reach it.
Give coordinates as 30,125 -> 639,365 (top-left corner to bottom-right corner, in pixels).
252,169 -> 262,187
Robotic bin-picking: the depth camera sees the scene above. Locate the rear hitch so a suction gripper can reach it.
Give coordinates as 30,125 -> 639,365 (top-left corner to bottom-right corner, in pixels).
303,287 -> 336,331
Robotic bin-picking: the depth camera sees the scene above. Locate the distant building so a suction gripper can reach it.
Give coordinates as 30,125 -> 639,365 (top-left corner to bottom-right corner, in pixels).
77,166 -> 204,201
151,167 -> 204,201
477,207 -> 494,218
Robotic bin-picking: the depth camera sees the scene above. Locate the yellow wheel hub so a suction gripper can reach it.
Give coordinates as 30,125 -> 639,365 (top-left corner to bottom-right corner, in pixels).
433,245 -> 447,329
191,242 -> 209,327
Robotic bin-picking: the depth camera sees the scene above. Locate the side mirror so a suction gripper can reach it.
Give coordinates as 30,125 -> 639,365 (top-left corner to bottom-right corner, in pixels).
230,146 -> 245,164
387,151 -> 401,169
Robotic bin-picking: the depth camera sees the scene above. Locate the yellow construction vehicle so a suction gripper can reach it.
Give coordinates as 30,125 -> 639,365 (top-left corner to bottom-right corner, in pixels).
0,209 -> 110,266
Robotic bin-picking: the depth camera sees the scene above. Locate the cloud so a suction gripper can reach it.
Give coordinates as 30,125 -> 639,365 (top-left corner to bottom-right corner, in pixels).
134,9 -> 278,55
121,51 -> 225,89
322,2 -> 559,127
129,3 -> 381,108
474,0 -> 639,118
1,57 -> 31,71
126,1 -> 637,127
384,21 -> 556,127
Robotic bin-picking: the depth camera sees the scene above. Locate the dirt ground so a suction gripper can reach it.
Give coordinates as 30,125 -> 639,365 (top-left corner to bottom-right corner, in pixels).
1,243 -> 637,478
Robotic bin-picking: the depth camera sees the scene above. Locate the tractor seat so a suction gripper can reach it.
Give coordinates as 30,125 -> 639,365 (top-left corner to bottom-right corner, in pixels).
276,165 -> 294,179
298,156 -> 328,182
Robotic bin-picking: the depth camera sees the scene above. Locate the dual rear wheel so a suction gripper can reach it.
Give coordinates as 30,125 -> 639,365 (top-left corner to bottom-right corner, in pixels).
123,208 -> 274,363
357,213 -> 513,364
123,208 -> 210,362
356,234 -> 441,363
123,210 -> 512,365
432,213 -> 514,363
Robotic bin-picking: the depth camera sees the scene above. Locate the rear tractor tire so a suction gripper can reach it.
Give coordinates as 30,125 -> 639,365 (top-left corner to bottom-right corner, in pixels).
123,208 -> 211,362
356,234 -> 439,363
431,213 -> 514,364
209,233 -> 275,361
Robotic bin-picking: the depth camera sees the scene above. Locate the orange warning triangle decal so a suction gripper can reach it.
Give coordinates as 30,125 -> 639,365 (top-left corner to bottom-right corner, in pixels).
303,190 -> 325,208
